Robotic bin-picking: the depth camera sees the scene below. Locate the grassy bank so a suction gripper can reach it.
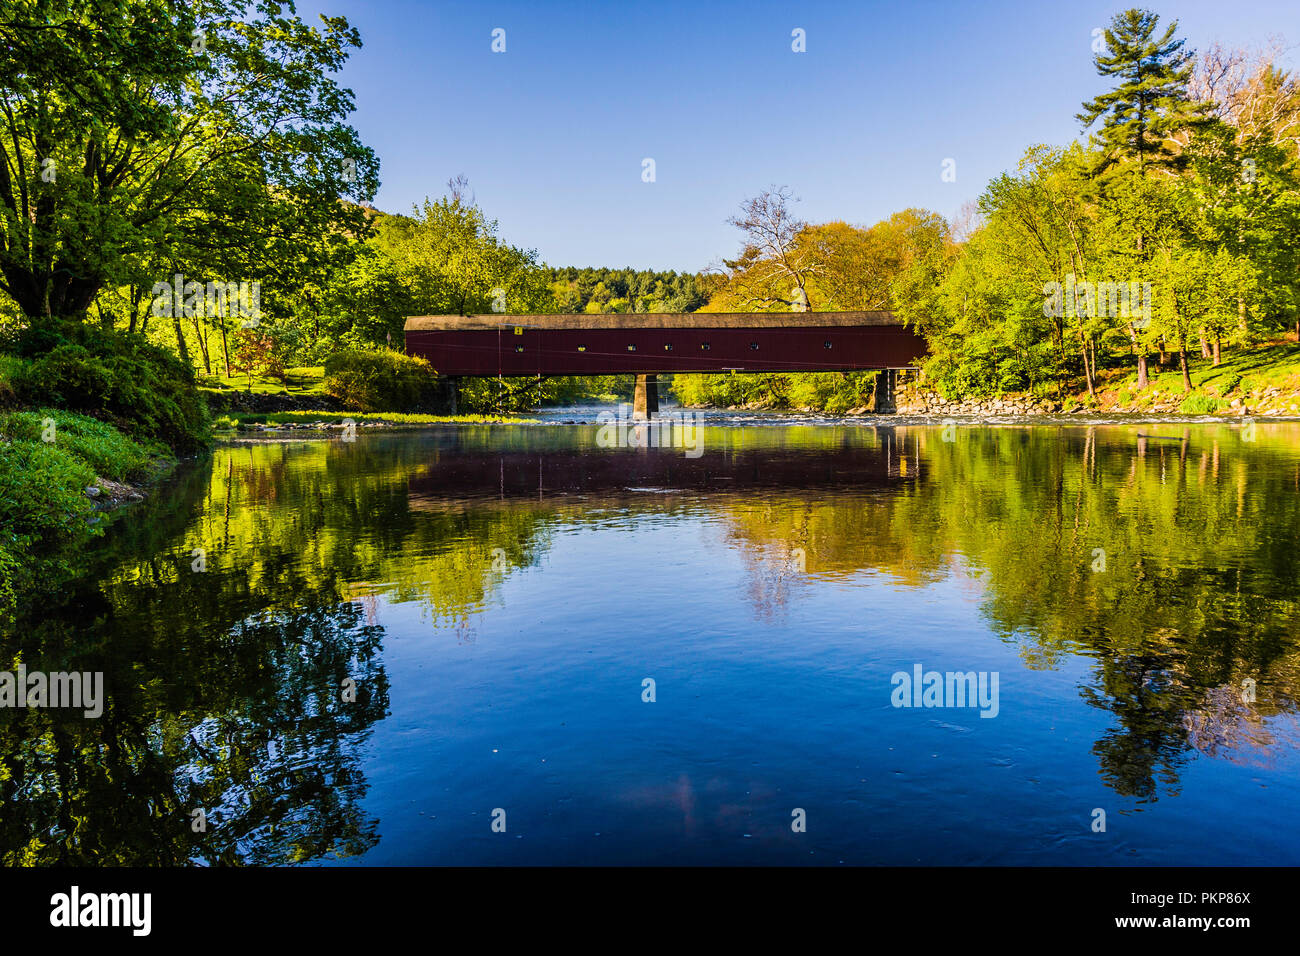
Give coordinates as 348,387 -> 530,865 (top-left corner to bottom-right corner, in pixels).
1086,341 -> 1300,415
0,408 -> 171,626
217,409 -> 534,430
199,365 -> 328,400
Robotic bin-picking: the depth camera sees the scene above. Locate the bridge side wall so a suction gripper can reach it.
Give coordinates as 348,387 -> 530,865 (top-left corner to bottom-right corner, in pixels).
405,324 -> 926,377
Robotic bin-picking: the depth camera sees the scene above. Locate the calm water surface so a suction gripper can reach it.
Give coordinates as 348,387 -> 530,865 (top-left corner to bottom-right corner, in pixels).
7,415 -> 1300,865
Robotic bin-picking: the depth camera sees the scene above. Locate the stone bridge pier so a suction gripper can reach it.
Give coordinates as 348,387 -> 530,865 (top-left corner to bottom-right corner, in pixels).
633,374 -> 659,418
872,369 -> 897,413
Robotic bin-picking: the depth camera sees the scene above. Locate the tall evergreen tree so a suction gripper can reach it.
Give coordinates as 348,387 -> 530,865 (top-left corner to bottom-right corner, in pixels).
1078,9 -> 1209,389
1078,8 -> 1207,177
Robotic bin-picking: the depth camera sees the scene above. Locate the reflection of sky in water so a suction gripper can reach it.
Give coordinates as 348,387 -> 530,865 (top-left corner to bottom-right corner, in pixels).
356,514 -> 1298,866
7,421 -> 1300,865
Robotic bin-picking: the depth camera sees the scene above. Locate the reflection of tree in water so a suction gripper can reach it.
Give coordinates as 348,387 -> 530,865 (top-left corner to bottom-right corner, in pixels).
175,602 -> 389,864
1182,683 -> 1299,768
0,601 -> 388,865
0,435 -> 577,865
452,615 -> 477,645
1081,654 -> 1194,800
10,424 -> 1300,853
735,507 -> 811,622
718,425 -> 1300,800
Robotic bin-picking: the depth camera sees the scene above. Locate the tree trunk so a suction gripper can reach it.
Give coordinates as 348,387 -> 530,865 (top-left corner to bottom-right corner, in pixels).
172,313 -> 191,368
192,314 -> 212,375
219,317 -> 232,378
1080,336 -> 1095,398
1136,352 -> 1148,389
1212,334 -> 1221,367
128,287 -> 141,335
1199,328 -> 1211,359
1178,345 -> 1192,393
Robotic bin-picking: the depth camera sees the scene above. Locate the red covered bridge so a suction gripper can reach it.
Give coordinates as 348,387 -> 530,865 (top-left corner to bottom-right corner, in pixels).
403,311 -> 926,415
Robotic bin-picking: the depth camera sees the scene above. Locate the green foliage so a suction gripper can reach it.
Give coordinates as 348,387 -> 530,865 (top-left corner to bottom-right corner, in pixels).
545,267 -> 709,314
0,0 -> 376,324
0,409 -> 153,481
0,353 -> 28,407
11,324 -> 209,452
0,437 -> 95,548
0,407 -> 160,625
0,435 -> 95,627
1178,393 -> 1221,414
323,350 -> 438,412
1078,8 -> 1207,177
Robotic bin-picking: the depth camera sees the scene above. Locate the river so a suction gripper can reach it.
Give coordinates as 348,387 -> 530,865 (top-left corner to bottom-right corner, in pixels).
6,410 -> 1299,864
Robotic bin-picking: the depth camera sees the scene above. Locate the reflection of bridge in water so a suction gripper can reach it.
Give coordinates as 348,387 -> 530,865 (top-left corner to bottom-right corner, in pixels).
406,433 -> 920,507
404,311 -> 927,416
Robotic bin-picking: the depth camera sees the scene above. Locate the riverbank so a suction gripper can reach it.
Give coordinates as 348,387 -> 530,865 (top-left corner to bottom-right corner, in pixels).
674,341 -> 1300,418
0,409 -> 176,627
895,342 -> 1300,418
217,409 -> 534,435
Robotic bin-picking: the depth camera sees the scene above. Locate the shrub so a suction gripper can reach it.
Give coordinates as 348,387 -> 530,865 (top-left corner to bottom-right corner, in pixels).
0,353 -> 29,408
0,543 -> 20,629
0,437 -> 97,553
0,436 -> 99,629
0,409 -> 159,626
11,322 -> 210,451
323,350 -> 437,411
0,409 -> 154,481
1179,393 -> 1221,414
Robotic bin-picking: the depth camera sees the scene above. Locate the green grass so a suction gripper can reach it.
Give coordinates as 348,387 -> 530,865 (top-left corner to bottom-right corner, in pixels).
199,365 -> 326,397
1178,393 -> 1222,414
0,408 -> 167,627
228,410 -> 534,426
0,408 -> 160,481
1100,342 -> 1300,409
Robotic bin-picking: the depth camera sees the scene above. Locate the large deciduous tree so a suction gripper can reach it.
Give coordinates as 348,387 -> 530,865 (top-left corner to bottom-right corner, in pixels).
0,0 -> 378,328
720,186 -> 821,311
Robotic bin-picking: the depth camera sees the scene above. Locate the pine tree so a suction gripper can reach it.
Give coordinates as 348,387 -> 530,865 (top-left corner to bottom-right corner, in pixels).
1078,9 -> 1208,178
1078,9 -> 1209,390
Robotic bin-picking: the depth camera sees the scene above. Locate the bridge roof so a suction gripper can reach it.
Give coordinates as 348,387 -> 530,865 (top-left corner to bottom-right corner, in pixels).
404,311 -> 900,332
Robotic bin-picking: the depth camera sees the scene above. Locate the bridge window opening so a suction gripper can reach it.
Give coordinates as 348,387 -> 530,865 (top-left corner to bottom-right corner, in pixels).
701,343 -> 711,351
627,344 -> 637,351
577,345 -> 587,351
750,342 -> 759,350
664,344 -> 673,351
515,345 -> 525,353
824,341 -> 833,349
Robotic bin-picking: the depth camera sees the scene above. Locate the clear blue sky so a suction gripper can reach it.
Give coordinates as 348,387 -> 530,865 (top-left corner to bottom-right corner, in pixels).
301,0 -> 1300,271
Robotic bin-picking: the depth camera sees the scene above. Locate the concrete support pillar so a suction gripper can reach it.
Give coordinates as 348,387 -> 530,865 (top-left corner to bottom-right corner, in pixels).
872,369 -> 896,413
633,374 -> 659,419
